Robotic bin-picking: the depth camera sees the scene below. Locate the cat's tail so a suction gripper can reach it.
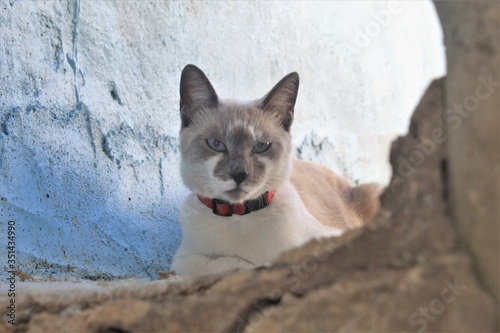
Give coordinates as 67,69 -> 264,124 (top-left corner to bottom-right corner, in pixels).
348,183 -> 381,222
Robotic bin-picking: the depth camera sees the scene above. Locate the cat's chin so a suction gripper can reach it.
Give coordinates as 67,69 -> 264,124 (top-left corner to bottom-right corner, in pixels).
218,185 -> 268,203
224,188 -> 250,203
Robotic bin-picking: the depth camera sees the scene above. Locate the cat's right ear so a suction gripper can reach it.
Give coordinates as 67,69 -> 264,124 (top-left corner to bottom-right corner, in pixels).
259,72 -> 299,132
179,64 -> 219,128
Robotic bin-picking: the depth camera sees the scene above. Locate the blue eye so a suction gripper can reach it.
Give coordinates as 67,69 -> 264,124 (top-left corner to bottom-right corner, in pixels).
206,138 -> 227,152
252,142 -> 271,153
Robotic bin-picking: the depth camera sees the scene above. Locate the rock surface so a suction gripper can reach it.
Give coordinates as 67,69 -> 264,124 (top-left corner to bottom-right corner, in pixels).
0,0 -> 445,279
434,0 -> 500,303
1,77 -> 497,333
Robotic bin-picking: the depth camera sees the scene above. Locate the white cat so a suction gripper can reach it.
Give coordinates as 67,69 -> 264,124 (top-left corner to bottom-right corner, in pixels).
171,65 -> 379,276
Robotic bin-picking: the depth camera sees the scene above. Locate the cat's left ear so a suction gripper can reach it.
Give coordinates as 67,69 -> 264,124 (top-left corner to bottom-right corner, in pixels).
259,72 -> 299,132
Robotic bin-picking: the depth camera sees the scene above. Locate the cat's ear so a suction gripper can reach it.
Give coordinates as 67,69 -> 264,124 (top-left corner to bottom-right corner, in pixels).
259,72 -> 299,132
179,64 -> 219,128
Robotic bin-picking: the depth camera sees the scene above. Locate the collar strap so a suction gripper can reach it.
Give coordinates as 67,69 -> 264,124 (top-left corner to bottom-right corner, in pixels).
197,190 -> 276,217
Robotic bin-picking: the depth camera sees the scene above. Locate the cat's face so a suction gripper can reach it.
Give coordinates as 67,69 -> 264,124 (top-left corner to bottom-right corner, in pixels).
178,65 -> 299,203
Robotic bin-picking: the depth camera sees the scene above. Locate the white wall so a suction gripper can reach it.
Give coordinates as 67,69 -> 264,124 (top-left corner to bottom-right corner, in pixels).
0,0 -> 445,279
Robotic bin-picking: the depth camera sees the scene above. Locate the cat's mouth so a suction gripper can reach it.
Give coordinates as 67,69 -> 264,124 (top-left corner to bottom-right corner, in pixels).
226,188 -> 247,196
225,185 -> 269,203
225,187 -> 250,202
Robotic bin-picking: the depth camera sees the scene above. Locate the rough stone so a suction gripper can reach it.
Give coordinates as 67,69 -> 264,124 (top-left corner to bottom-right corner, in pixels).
250,255 -> 494,333
434,0 -> 500,303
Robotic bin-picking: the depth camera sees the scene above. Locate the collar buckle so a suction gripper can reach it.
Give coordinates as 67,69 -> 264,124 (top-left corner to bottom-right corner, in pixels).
212,198 -> 232,216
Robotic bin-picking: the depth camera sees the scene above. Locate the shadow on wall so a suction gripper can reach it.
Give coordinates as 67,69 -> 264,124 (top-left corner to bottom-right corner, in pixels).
0,101 -> 183,279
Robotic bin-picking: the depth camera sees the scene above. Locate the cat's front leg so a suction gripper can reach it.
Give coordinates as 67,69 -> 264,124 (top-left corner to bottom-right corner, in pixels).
172,253 -> 255,276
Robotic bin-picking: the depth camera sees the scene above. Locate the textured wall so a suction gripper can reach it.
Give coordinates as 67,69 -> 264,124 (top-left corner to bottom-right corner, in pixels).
0,0 -> 444,279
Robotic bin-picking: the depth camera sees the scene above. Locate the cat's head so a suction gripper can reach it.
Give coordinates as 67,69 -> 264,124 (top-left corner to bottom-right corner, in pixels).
178,64 -> 299,204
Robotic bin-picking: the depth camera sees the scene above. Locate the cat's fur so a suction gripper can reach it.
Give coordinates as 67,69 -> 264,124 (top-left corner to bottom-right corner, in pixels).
171,65 -> 379,276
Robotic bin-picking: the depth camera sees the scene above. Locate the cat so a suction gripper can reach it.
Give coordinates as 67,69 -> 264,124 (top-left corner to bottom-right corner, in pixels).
171,64 -> 380,276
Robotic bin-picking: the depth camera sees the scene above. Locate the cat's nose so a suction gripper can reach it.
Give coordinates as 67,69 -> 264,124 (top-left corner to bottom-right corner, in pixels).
230,171 -> 248,185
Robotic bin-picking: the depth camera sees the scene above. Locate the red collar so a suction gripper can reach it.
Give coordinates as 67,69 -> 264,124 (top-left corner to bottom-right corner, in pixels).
197,190 -> 276,217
